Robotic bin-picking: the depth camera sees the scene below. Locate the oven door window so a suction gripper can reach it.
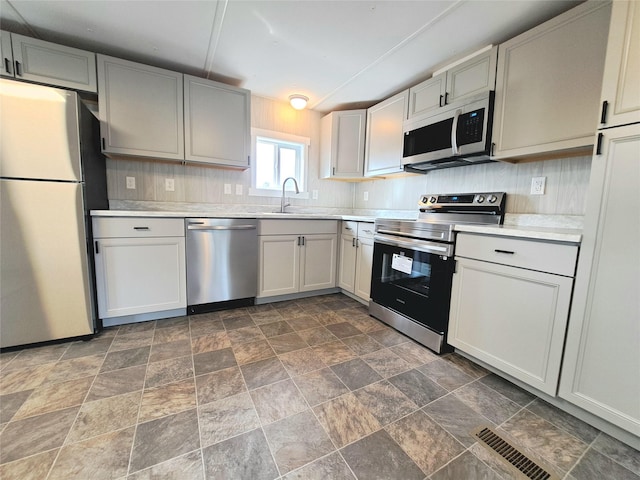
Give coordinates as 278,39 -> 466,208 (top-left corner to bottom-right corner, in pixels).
370,241 -> 454,334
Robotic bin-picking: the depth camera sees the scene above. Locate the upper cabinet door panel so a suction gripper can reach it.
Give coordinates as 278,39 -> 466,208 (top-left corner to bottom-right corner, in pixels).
97,55 -> 184,160
320,110 -> 366,179
184,75 -> 250,168
408,73 -> 446,119
365,89 -> 408,176
493,2 -> 611,159
599,0 -> 640,128
11,33 -> 97,92
0,30 -> 13,77
446,46 -> 497,104
335,110 -> 366,176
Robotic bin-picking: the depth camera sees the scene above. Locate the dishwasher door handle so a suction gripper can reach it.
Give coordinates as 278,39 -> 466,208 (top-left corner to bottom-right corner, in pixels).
187,224 -> 257,231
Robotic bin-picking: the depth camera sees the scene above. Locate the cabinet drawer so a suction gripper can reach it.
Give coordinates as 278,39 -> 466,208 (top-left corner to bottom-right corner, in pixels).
357,222 -> 375,240
341,221 -> 358,236
455,233 -> 578,277
259,220 -> 338,236
93,217 -> 184,238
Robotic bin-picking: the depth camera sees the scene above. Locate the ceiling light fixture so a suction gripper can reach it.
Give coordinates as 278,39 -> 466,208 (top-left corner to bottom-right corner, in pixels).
289,94 -> 309,110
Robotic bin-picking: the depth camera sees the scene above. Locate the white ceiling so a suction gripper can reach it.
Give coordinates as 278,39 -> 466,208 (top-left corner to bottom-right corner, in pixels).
0,0 -> 581,113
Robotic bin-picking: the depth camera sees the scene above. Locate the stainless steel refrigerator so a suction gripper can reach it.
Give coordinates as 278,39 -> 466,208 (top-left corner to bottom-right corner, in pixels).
1,79 -> 108,348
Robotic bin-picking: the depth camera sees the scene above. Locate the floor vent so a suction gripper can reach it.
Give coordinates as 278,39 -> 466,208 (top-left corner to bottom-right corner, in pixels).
472,426 -> 559,480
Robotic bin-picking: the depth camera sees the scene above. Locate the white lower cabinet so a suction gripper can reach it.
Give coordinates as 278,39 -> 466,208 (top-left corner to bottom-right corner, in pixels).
258,220 -> 337,299
338,221 -> 374,302
93,217 -> 186,323
448,233 -> 578,396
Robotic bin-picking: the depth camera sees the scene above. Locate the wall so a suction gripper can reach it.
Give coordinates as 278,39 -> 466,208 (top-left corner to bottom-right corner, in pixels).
353,155 -> 592,216
106,93 -> 592,217
105,95 -> 354,210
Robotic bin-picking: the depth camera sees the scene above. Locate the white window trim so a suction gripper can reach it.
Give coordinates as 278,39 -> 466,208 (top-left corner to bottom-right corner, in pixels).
249,128 -> 310,198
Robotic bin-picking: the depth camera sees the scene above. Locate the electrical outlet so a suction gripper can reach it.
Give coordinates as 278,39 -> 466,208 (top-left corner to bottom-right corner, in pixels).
165,178 -> 175,192
312,190 -> 318,200
235,184 -> 243,195
126,176 -> 136,190
531,176 -> 546,195
224,184 -> 232,195
363,191 -> 369,201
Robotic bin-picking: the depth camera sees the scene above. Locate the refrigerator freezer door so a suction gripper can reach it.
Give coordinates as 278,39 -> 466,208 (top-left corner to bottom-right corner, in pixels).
1,179 -> 93,347
0,79 -> 82,182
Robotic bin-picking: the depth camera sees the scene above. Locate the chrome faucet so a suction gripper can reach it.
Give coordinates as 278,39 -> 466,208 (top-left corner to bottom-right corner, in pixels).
280,177 -> 300,213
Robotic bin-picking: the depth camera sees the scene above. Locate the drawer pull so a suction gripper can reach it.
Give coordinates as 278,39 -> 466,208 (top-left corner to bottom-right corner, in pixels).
494,249 -> 515,255
134,227 -> 150,231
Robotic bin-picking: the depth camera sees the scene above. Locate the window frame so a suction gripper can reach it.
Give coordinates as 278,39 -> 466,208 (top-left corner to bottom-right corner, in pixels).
249,128 -> 310,198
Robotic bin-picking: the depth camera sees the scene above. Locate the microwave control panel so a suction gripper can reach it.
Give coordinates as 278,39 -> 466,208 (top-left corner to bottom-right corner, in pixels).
456,108 -> 484,146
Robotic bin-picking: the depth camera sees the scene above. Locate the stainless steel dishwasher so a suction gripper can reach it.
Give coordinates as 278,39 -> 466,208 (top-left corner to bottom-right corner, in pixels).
185,218 -> 258,314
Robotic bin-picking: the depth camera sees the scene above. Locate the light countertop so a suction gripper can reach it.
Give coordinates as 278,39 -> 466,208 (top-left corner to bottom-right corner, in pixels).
454,223 -> 582,244
90,210 -> 376,222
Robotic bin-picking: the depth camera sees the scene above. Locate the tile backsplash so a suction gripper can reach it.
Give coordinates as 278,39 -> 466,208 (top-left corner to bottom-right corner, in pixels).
106,95 -> 592,217
353,155 -> 592,215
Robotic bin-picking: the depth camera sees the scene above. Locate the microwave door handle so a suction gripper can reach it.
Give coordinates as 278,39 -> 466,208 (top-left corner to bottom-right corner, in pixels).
451,108 -> 461,156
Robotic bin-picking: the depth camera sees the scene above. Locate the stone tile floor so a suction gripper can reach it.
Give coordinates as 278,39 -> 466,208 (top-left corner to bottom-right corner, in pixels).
0,293 -> 638,479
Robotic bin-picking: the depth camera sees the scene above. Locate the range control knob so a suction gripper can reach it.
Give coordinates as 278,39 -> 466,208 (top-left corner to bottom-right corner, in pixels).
476,195 -> 485,204
488,194 -> 498,203
429,196 -> 437,203
421,196 -> 429,203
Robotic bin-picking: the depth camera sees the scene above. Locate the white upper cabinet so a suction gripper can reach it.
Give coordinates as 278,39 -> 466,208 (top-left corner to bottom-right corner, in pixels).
365,90 -> 408,176
97,54 -> 184,160
598,0 -> 640,128
184,75 -> 250,168
492,2 -> 611,160
0,31 -> 97,92
408,47 -> 497,120
408,72 -> 446,119
320,110 -> 366,179
0,31 -> 13,77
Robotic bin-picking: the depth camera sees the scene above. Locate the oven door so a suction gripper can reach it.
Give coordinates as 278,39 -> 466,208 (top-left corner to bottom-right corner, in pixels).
370,234 -> 455,334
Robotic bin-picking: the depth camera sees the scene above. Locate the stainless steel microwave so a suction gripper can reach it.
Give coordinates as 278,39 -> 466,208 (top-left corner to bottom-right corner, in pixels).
402,92 -> 495,172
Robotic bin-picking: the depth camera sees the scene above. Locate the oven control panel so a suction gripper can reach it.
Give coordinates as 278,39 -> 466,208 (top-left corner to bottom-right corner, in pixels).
418,192 -> 506,210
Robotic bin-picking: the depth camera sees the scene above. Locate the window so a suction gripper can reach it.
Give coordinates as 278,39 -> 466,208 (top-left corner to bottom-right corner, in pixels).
250,129 -> 309,197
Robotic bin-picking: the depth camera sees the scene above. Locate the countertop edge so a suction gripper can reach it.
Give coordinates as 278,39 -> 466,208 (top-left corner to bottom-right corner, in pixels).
454,224 -> 582,243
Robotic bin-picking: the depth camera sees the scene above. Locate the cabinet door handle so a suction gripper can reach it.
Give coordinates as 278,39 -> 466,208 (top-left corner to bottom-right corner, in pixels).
301,236 -> 305,246
134,226 -> 150,231
355,239 -> 359,248
600,100 -> 608,125
439,94 -> 444,108
297,236 -> 301,246
101,138 -> 106,150
332,167 -> 336,176
494,249 -> 514,255
3,57 -> 11,74
444,92 -> 449,105
14,61 -> 22,76
596,132 -> 604,156
94,241 -> 99,254
352,238 -> 356,247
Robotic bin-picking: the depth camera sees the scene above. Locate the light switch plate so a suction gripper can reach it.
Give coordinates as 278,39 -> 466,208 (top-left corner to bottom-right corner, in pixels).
531,176 -> 546,195
165,178 -> 175,192
224,184 -> 232,195
126,176 -> 136,190
235,184 -> 243,195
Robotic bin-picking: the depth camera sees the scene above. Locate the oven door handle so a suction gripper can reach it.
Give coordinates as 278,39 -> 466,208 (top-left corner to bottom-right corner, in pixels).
374,234 -> 453,256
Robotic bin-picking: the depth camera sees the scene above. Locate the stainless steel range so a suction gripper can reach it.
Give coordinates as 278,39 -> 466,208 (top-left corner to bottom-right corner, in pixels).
369,192 -> 506,353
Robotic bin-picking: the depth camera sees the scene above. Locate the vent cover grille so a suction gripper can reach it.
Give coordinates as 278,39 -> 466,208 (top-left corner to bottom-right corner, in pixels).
473,426 -> 559,480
